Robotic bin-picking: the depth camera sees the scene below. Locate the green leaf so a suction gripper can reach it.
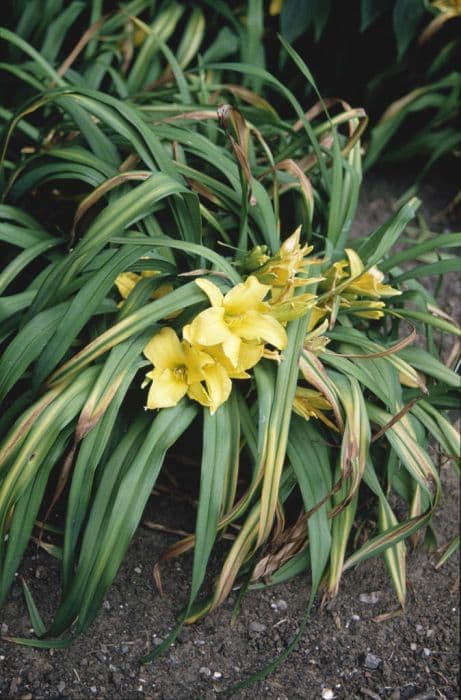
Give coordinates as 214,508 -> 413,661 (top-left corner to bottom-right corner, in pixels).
288,418 -> 332,591
21,579 -> 46,637
355,197 -> 420,267
393,0 -> 426,59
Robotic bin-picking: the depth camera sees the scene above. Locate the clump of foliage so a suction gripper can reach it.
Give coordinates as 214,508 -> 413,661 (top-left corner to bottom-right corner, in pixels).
0,2 -> 459,673
269,0 -> 461,175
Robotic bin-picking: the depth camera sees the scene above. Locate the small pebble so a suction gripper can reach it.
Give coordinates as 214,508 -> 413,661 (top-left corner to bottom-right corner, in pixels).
321,689 -> 335,699
120,644 -> 130,654
423,647 -> 431,657
416,624 -> 424,633
0,623 -> 8,635
199,666 -> 211,677
153,637 -> 164,646
410,642 -> 417,651
134,567 -> 142,574
359,591 -> 381,604
90,687 -> 97,694
426,628 -> 434,637
271,598 -> 288,612
102,600 -> 111,610
249,621 -> 267,634
363,652 -> 381,670
212,671 -> 222,680
35,565 -> 47,580
57,681 -> 66,693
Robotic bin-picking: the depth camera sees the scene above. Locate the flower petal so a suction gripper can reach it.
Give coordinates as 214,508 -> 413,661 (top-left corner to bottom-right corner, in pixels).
224,275 -> 270,315
232,311 -> 287,349
188,364 -> 232,414
115,272 -> 140,299
145,368 -> 188,409
183,307 -> 231,346
143,327 -> 185,368
195,278 -> 224,307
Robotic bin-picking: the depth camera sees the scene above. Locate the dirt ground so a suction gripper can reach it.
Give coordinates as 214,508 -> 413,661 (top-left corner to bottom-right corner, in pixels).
0,168 -> 459,699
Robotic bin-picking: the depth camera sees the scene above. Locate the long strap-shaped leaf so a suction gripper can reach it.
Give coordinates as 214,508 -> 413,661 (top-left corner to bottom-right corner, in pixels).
46,281 -> 204,386
257,307 -> 313,546
32,244 -> 149,385
287,417 -> 332,592
0,427 -> 72,604
27,173 -> 187,317
142,398 -> 236,661
325,372 -> 370,597
0,368 -> 99,524
47,400 -> 197,637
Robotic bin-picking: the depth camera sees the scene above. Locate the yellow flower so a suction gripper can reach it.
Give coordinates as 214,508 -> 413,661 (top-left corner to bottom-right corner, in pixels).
293,388 -> 338,431
142,328 -> 231,414
254,227 -> 321,297
183,276 -> 287,369
115,270 -> 177,316
340,299 -> 387,320
115,270 -> 159,300
342,249 -> 401,299
321,250 -> 400,299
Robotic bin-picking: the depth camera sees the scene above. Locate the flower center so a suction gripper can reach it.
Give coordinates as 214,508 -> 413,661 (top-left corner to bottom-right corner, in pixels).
174,365 -> 187,380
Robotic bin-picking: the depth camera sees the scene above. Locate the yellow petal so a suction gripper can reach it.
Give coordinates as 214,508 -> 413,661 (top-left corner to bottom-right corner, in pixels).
203,363 -> 232,413
221,333 -> 242,368
187,364 -> 232,414
232,310 -> 287,349
183,307 -> 231,347
345,248 -> 364,278
143,327 -> 185,368
145,368 -> 188,409
224,275 -> 270,315
195,278 -> 224,307
183,343 -> 214,383
202,342 -> 263,377
115,271 -> 140,299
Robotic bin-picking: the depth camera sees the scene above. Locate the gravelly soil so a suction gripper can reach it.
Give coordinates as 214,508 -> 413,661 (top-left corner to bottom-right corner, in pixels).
0,168 -> 459,700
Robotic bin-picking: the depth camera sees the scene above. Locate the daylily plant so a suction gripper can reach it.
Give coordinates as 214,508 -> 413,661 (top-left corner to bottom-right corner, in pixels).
115,234 -> 404,416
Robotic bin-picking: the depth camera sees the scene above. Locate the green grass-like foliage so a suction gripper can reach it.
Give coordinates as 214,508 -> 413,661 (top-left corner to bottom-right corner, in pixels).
0,2 -> 459,666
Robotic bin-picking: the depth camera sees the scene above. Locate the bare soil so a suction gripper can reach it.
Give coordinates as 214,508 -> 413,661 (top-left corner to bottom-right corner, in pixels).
0,169 -> 459,700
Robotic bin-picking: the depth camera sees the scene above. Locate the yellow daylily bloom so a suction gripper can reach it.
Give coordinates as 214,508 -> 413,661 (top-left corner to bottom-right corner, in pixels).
255,226 -> 319,293
115,269 -> 177,316
343,249 -> 401,298
142,328 -> 231,414
340,299 -> 387,319
183,276 -> 287,368
115,270 -> 157,300
293,387 -> 338,431
320,250 -> 400,299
